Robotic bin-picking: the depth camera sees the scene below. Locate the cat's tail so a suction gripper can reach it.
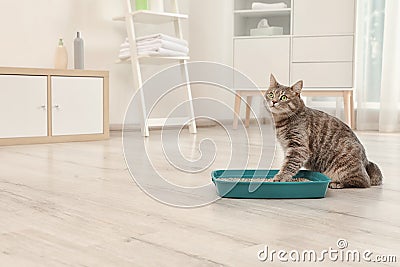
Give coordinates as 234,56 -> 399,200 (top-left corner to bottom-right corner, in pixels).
366,161 -> 383,186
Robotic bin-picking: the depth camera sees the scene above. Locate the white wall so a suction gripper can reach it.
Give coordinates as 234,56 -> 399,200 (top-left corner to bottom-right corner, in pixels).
0,0 -> 236,128
189,0 -> 235,121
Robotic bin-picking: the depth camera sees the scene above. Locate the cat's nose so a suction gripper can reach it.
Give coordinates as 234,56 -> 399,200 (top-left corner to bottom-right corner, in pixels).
272,100 -> 277,106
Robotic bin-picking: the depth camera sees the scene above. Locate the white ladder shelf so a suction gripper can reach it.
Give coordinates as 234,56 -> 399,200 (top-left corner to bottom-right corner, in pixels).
114,0 -> 197,137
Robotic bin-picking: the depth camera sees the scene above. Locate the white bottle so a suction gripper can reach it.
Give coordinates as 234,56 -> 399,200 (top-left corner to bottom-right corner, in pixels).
74,32 -> 84,69
54,38 -> 68,69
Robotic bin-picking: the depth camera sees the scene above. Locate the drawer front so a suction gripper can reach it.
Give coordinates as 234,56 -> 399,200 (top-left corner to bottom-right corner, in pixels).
234,37 -> 290,88
291,62 -> 353,87
294,0 -> 355,35
292,36 -> 354,62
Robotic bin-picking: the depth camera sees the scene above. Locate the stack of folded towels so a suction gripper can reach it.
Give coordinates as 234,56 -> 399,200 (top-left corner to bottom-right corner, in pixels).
251,2 -> 287,10
118,33 -> 189,60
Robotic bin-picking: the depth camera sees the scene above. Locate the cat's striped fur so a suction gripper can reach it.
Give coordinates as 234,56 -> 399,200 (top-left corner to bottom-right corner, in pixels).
265,74 -> 383,188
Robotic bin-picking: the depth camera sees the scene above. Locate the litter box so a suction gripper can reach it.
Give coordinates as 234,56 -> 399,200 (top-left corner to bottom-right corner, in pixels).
211,169 -> 331,199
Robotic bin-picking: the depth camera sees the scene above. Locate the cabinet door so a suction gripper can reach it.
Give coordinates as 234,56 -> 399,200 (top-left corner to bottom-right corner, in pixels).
0,75 -> 47,138
51,76 -> 103,136
234,37 -> 290,88
294,0 -> 355,35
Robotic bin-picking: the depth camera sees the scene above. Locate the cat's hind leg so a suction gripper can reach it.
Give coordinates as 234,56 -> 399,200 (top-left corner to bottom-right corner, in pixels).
341,171 -> 370,188
326,161 -> 370,189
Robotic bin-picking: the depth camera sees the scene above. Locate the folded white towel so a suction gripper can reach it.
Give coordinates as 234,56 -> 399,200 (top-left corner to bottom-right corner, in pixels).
119,47 -> 188,59
120,43 -> 130,49
136,33 -> 188,47
139,47 -> 187,57
118,34 -> 189,60
252,2 -> 287,10
119,47 -> 130,53
137,39 -> 189,54
118,49 -> 131,60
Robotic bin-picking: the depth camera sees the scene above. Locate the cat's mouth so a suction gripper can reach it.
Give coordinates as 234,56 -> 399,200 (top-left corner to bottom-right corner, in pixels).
268,104 -> 286,114
264,101 -> 281,112
270,104 -> 279,109
268,105 -> 280,113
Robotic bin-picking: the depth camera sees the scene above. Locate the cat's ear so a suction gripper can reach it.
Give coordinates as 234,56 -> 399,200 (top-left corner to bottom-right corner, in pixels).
270,74 -> 278,88
291,80 -> 303,95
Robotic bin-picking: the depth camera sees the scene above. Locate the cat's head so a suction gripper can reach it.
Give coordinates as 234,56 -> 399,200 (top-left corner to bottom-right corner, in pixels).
264,74 -> 304,115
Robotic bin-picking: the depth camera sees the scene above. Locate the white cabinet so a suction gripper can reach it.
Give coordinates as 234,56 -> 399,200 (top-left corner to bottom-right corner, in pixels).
293,0 -> 355,35
233,0 -> 357,127
0,75 -> 47,138
233,0 -> 356,89
291,0 -> 355,87
291,35 -> 354,87
234,37 -> 290,88
51,77 -> 103,136
0,67 -> 109,146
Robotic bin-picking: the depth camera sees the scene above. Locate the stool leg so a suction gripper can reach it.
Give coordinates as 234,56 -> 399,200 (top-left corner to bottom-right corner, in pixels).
245,96 -> 253,128
233,92 -> 241,129
350,91 -> 355,129
343,91 -> 352,128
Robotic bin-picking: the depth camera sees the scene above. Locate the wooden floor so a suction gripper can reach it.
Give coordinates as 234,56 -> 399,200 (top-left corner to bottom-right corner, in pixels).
0,127 -> 399,266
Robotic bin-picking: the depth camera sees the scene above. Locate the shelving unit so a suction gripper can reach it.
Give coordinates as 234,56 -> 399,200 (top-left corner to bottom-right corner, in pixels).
0,67 -> 109,146
115,56 -> 190,64
112,10 -> 188,23
234,0 -> 292,37
234,8 -> 291,18
114,0 -> 196,137
233,0 -> 357,129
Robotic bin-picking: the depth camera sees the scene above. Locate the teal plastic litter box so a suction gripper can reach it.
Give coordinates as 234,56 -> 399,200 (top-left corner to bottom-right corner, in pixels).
211,169 -> 331,199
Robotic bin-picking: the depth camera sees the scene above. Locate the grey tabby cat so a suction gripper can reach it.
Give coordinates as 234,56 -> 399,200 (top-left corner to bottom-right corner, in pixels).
265,74 -> 383,188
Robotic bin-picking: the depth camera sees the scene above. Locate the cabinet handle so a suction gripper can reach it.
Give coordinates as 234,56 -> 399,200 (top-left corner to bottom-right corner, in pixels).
53,104 -> 60,109
40,105 -> 47,110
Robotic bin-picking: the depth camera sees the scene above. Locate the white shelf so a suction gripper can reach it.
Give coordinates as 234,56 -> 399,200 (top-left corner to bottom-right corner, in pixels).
113,10 -> 188,24
234,8 -> 291,18
116,55 -> 190,64
233,35 -> 290,39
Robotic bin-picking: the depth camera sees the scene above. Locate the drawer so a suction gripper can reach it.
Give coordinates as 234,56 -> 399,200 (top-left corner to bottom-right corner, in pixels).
294,0 -> 355,35
292,36 -> 354,62
291,62 -> 353,87
234,37 -> 290,88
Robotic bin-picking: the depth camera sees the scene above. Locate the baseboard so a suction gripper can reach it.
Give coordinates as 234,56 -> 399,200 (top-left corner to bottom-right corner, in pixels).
110,118 -> 271,131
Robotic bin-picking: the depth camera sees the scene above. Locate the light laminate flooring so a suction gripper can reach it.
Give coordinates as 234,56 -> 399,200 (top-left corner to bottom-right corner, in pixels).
0,127 -> 399,266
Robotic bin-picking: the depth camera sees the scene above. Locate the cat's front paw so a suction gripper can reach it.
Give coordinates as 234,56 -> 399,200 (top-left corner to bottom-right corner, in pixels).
272,173 -> 292,182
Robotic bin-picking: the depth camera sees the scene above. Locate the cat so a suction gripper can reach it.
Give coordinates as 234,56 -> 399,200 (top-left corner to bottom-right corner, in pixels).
265,74 -> 383,189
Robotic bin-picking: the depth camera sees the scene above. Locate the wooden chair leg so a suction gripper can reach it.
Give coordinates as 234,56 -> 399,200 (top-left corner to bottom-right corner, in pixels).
245,96 -> 253,128
233,92 -> 241,129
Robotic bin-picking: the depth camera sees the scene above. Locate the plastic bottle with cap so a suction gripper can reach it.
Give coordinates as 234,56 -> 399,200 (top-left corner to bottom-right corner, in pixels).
74,32 -> 84,69
54,38 -> 68,69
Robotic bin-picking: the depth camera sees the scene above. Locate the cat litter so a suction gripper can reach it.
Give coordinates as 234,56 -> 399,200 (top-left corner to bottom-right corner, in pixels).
212,169 -> 331,199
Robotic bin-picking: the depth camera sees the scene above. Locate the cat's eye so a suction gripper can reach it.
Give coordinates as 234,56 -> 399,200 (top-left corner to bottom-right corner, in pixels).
280,95 -> 288,101
267,92 -> 274,99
